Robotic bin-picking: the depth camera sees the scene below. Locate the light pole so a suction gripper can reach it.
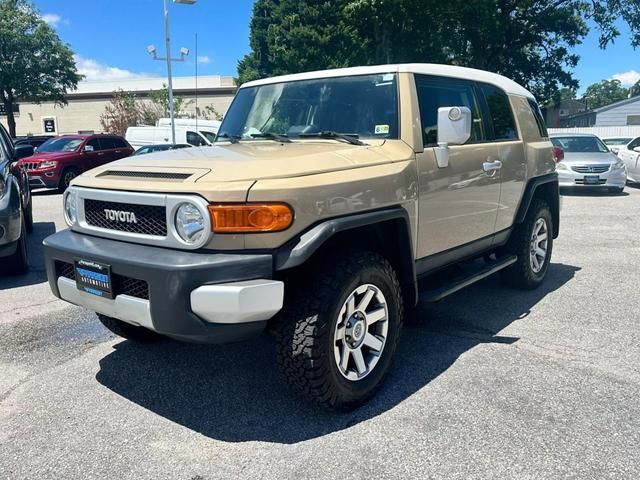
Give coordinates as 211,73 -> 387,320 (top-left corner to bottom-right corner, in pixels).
146,0 -> 196,144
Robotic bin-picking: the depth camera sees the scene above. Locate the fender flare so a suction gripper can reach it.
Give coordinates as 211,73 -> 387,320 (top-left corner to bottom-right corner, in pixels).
274,206 -> 417,304
514,172 -> 560,238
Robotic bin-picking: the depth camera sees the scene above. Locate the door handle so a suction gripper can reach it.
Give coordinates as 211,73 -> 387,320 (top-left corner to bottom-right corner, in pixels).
483,160 -> 502,172
97,152 -> 104,156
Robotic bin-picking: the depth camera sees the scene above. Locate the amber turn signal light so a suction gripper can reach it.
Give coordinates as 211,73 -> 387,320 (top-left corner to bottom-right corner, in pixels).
208,204 -> 293,233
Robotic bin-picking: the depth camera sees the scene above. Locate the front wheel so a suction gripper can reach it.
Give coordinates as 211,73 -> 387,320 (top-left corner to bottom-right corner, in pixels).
501,198 -> 553,289
274,251 -> 403,410
58,168 -> 79,193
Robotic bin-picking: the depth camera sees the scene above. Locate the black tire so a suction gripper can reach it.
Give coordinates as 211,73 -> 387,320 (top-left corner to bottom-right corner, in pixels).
274,250 -> 403,410
25,198 -> 34,234
609,186 -> 624,194
2,215 -> 28,276
58,168 -> 79,193
501,198 -> 553,290
97,314 -> 163,343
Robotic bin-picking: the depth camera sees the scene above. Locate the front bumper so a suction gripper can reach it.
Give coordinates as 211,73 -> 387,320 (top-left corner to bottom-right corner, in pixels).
43,230 -> 284,343
28,172 -> 59,188
557,166 -> 627,188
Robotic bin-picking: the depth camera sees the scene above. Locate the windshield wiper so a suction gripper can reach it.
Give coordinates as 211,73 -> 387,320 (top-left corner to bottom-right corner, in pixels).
250,132 -> 293,143
298,131 -> 367,146
215,133 -> 240,144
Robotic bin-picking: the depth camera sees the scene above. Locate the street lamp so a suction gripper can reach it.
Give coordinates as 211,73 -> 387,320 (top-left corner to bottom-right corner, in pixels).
146,0 -> 196,144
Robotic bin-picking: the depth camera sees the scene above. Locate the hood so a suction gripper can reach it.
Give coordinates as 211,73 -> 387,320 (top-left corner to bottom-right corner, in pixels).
84,140 -> 412,183
561,152 -> 619,165
29,150 -> 79,161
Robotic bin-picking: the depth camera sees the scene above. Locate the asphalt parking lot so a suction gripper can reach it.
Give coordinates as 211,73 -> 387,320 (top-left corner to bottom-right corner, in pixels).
1,186 -> 640,479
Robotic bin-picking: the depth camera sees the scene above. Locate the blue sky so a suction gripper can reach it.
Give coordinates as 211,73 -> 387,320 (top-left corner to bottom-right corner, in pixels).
34,0 -> 639,94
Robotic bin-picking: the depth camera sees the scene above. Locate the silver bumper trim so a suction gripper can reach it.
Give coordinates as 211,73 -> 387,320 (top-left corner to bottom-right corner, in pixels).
191,279 -> 284,324
57,277 -> 153,329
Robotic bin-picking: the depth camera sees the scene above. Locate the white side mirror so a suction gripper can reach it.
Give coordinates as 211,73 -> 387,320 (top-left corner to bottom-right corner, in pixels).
634,147 -> 640,153
83,145 -> 94,152
433,107 -> 472,168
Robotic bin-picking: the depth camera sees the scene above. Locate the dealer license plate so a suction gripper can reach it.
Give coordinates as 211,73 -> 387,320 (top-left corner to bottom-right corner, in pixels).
74,259 -> 113,299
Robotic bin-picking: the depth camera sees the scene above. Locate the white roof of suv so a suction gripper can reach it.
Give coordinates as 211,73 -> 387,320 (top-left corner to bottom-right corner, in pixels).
241,63 -> 535,99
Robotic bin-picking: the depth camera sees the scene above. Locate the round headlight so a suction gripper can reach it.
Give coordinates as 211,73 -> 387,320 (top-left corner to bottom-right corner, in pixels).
64,190 -> 78,226
175,202 -> 206,244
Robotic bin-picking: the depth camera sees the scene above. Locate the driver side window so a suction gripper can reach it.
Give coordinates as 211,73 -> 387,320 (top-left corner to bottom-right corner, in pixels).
628,137 -> 640,151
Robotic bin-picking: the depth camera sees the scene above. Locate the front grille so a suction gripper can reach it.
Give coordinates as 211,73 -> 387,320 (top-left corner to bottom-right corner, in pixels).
56,261 -> 75,280
23,162 -> 39,171
55,261 -> 149,300
84,199 -> 167,236
98,171 -> 193,180
114,276 -> 149,300
571,165 -> 610,174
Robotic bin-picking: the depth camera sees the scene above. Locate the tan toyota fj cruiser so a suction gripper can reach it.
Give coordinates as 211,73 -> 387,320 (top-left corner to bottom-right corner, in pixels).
43,64 -> 559,410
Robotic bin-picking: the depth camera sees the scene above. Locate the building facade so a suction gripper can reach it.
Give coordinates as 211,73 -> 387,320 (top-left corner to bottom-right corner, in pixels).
0,75 -> 236,137
560,95 -> 640,128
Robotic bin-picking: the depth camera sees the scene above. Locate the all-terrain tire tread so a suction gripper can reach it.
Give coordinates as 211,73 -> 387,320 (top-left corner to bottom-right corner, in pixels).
274,250 -> 403,410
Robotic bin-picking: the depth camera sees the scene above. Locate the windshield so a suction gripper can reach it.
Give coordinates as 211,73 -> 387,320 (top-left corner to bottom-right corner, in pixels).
602,138 -> 632,146
217,73 -> 399,141
551,136 -> 609,153
200,131 -> 217,143
37,137 -> 84,153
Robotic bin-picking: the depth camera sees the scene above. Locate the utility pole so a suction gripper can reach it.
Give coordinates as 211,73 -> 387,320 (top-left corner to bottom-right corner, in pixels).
146,0 -> 197,144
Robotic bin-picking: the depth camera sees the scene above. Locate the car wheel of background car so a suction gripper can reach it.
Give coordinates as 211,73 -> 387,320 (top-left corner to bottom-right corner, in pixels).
1,214 -> 29,276
97,314 -> 164,343
501,198 -> 553,290
274,250 -> 403,410
58,168 -> 79,193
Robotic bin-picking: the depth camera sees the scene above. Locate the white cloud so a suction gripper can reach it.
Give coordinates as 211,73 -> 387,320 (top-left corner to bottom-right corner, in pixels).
74,55 -> 147,82
611,70 -> 640,87
197,55 -> 211,64
41,13 -> 69,27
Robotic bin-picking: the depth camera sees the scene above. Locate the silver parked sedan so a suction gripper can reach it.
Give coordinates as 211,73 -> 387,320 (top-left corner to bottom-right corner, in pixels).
551,133 -> 627,193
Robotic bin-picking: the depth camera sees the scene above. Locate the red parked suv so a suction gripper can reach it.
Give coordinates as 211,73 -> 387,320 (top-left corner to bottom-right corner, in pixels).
19,134 -> 134,192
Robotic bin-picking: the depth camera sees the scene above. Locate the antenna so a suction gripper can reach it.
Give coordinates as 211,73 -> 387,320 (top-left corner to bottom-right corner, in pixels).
195,33 -> 198,132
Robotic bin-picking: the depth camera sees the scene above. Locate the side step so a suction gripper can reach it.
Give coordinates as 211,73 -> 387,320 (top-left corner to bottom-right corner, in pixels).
421,255 -> 517,303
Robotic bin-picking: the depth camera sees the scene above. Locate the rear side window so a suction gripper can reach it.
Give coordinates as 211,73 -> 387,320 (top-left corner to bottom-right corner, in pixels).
111,138 -> 127,148
527,98 -> 548,138
100,138 -> 118,149
415,76 -> 485,146
480,84 -> 518,141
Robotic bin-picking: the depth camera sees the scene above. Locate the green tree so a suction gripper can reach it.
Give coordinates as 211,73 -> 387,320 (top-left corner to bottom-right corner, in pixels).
583,79 -> 629,109
147,84 -> 192,119
630,80 -> 640,98
238,0 -> 640,103
0,0 -> 82,137
99,90 -> 139,136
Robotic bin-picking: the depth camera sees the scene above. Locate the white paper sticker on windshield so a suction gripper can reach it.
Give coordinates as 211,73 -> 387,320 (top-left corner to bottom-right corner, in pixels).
375,124 -> 390,135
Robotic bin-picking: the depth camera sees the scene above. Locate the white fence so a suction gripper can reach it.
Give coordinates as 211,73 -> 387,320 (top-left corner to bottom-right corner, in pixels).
548,126 -> 640,138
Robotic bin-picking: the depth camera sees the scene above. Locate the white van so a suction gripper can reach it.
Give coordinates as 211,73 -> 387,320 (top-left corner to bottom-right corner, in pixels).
125,126 -> 213,149
157,117 -> 221,133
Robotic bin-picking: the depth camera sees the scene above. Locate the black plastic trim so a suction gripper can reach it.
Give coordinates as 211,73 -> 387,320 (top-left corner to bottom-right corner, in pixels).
275,207 -> 413,271
514,172 -> 560,238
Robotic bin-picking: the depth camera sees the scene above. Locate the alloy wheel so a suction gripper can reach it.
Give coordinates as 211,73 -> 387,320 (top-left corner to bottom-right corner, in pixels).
333,284 -> 389,381
529,217 -> 548,273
